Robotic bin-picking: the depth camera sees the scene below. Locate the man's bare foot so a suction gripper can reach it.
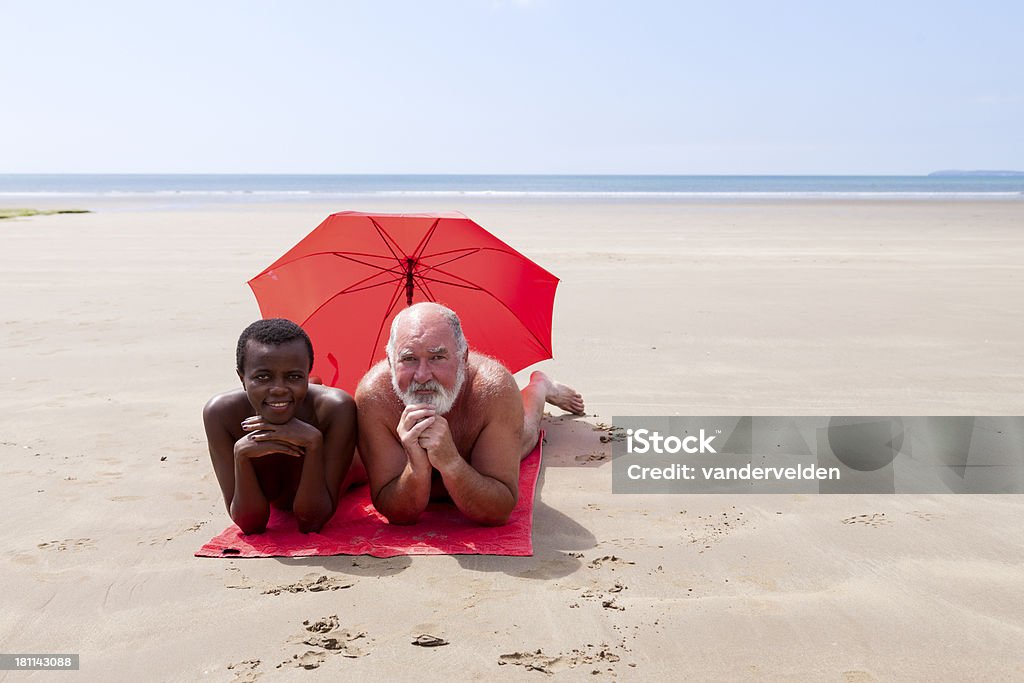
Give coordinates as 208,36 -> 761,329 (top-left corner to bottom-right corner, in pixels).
530,371 -> 585,415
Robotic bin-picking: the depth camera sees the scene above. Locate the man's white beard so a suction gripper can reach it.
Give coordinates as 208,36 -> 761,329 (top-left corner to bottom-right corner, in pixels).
392,361 -> 466,415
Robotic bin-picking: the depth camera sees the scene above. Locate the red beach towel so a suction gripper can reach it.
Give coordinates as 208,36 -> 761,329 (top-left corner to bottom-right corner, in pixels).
196,435 -> 542,558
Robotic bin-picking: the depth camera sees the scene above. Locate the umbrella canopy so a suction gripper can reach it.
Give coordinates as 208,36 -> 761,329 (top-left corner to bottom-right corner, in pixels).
248,211 -> 559,394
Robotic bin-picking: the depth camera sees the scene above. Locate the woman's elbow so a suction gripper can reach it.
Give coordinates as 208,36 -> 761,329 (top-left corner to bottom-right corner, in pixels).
233,512 -> 269,535
293,502 -> 331,534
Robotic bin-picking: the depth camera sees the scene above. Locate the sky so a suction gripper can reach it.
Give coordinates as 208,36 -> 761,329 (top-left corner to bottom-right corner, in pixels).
1,0 -> 1022,175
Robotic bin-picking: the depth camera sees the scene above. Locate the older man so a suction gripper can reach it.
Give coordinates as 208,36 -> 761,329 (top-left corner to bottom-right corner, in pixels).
355,302 -> 584,526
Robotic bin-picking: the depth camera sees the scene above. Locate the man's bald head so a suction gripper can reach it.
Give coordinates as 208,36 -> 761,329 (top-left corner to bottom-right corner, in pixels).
385,303 -> 469,413
386,302 -> 468,363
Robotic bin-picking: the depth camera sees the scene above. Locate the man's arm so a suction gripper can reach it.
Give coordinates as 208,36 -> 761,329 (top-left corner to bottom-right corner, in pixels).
356,376 -> 433,525
422,373 -> 523,526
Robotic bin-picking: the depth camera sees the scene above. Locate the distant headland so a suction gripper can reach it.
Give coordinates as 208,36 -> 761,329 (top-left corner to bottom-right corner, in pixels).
929,170 -> 1024,177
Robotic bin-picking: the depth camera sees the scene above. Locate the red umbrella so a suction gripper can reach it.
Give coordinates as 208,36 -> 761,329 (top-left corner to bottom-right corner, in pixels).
248,211 -> 559,394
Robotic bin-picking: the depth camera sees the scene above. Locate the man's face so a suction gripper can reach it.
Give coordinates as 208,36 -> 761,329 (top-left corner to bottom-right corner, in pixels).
237,338 -> 311,424
389,317 -> 466,414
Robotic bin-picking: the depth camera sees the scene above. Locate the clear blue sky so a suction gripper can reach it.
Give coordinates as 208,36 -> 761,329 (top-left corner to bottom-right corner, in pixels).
2,1 -> 1021,174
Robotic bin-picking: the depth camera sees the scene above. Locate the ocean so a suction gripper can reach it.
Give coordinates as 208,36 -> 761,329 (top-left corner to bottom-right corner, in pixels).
1,174 -> 1022,200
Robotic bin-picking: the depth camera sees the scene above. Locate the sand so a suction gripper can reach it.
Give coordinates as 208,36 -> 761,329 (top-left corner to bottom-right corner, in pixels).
1,197 -> 1023,680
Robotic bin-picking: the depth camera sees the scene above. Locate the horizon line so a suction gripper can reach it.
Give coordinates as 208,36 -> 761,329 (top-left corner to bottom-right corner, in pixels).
2,171 -> 1022,177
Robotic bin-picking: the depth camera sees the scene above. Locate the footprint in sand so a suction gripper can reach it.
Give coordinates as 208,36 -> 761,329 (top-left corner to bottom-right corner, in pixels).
499,643 -> 624,675
281,651 -> 326,671
841,513 -> 892,527
579,580 -> 628,610
264,574 -> 356,596
574,452 -> 608,465
498,650 -> 562,674
223,570 -> 355,595
587,555 -> 635,570
226,658 -> 261,681
37,538 -> 96,552
277,615 -> 370,669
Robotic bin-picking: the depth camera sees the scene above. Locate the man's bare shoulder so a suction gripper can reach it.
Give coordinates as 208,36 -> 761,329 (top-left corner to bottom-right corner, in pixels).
355,360 -> 401,412
463,354 -> 523,453
467,353 -> 520,403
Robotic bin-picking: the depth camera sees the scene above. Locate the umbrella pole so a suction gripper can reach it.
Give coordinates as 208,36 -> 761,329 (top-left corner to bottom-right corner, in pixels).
405,258 -> 416,306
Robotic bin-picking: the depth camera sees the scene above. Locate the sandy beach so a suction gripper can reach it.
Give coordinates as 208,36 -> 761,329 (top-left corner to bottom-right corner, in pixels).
2,197 -> 1023,680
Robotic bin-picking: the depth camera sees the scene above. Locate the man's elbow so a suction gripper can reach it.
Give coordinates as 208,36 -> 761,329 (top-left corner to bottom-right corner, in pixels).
472,486 -> 516,526
477,516 -> 509,527
473,505 -> 513,527
371,490 -> 424,526
380,506 -> 421,526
